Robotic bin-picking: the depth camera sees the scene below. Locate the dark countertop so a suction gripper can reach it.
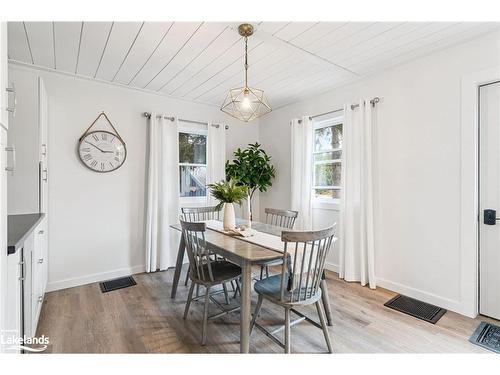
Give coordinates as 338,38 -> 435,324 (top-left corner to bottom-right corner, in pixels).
7,213 -> 45,255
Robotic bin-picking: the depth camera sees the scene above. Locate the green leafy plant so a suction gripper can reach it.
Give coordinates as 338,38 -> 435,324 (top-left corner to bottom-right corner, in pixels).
225,142 -> 276,220
207,179 -> 248,211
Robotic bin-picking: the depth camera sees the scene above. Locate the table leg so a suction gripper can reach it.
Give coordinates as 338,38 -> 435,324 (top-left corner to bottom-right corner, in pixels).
240,261 -> 252,353
320,279 -> 333,326
170,234 -> 186,299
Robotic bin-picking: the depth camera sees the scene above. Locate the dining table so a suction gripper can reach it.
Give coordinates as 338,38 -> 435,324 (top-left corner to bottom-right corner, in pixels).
169,218 -> 334,353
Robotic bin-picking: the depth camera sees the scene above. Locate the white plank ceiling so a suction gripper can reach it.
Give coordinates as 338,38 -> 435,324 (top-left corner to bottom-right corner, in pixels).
7,21 -> 500,109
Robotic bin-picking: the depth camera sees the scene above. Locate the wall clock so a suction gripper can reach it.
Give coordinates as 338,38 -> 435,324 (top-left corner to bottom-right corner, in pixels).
78,112 -> 127,173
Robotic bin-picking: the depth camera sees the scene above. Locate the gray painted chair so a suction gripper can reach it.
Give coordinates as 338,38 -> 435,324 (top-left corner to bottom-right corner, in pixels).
264,208 -> 299,229
181,206 -> 235,302
181,205 -> 221,222
256,208 -> 299,279
250,225 -> 336,353
180,219 -> 241,345
181,207 -> 222,284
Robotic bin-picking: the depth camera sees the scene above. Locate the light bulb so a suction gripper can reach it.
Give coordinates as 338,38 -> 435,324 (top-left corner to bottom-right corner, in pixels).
241,91 -> 251,109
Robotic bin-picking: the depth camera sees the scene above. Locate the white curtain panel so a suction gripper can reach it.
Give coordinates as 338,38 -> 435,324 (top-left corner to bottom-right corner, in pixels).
339,100 -> 376,289
290,116 -> 313,229
145,114 -> 180,273
207,122 -> 226,206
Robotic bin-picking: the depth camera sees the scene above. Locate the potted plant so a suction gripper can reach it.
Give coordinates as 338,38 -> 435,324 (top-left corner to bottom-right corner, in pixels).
225,142 -> 276,226
207,179 -> 248,231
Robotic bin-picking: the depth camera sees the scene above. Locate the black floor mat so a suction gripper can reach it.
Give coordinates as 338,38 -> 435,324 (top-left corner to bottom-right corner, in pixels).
100,276 -> 136,293
384,294 -> 447,324
469,321 -> 500,353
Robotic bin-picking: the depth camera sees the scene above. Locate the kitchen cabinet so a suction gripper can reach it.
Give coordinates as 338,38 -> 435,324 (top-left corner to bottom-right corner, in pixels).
1,34 -> 49,351
0,21 -> 8,353
5,213 -> 47,352
7,73 -> 47,215
0,127 -> 8,353
5,248 -> 22,353
31,219 -> 47,335
1,22 -> 13,131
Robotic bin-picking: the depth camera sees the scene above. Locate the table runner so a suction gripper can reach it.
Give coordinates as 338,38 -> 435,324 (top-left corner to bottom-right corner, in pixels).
205,220 -> 320,291
205,220 -> 285,254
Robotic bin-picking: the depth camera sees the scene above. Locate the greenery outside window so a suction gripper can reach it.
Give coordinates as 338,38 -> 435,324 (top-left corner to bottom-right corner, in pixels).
312,113 -> 343,204
178,126 -> 207,198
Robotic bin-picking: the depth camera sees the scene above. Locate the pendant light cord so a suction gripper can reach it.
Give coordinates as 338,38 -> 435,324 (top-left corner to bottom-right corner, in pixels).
244,36 -> 248,87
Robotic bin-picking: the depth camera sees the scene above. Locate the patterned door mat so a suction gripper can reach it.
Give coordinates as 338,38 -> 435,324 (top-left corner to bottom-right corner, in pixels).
384,294 -> 447,324
100,276 -> 136,293
469,321 -> 500,353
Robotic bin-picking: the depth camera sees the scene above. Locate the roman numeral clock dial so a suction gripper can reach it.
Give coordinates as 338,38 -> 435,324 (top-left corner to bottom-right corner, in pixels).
78,130 -> 126,173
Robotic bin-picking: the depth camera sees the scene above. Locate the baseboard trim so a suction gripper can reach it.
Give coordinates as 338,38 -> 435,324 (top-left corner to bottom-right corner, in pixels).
323,262 -> 468,317
47,265 -> 146,292
324,261 -> 339,273
375,277 -> 466,316
46,263 -> 470,317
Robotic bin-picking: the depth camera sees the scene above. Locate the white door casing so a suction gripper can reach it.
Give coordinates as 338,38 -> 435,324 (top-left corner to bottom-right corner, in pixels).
460,66 -> 500,318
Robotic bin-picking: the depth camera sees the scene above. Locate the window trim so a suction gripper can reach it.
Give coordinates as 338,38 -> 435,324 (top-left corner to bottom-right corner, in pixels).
178,124 -> 208,201
312,112 -> 343,210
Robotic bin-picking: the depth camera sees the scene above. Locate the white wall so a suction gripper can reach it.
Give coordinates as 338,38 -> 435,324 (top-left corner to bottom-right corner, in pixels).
259,30 -> 500,316
8,64 -> 259,291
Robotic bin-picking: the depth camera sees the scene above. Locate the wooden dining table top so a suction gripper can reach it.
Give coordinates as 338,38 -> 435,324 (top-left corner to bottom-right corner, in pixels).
170,219 -> 285,263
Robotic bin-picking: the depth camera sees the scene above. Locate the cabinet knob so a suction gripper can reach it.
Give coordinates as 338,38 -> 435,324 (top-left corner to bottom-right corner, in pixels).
38,230 -> 45,235
38,258 -> 44,264
38,295 -> 43,303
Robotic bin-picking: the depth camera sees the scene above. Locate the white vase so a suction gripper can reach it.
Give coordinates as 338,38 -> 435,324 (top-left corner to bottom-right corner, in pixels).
223,203 -> 236,231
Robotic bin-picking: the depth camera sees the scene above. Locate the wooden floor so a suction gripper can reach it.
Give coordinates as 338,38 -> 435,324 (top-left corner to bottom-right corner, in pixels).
36,267 -> 498,353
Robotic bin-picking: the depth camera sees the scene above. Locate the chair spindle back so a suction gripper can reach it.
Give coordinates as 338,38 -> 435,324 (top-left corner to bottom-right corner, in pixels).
180,219 -> 216,283
279,225 -> 336,303
264,208 -> 298,229
181,206 -> 221,222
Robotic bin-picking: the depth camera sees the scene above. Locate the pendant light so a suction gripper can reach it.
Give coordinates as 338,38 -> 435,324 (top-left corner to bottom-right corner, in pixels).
220,24 -> 272,122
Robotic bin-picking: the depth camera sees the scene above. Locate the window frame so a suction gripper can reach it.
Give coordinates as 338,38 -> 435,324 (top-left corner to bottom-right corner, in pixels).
312,112 -> 343,211
178,122 -> 208,205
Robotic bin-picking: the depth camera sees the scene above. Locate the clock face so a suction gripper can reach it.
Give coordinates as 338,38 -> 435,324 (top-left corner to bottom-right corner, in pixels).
78,131 -> 126,173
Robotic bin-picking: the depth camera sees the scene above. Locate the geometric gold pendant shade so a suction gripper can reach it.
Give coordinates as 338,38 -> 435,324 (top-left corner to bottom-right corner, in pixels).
221,24 -> 272,122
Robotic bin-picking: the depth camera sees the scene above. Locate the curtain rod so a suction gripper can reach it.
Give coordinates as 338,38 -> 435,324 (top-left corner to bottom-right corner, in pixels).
350,97 -> 380,110
143,112 -> 228,129
143,112 -> 175,121
301,97 -> 381,122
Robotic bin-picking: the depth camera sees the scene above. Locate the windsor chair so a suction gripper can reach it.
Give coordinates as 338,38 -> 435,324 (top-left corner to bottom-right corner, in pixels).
250,225 -> 336,353
180,219 -> 242,345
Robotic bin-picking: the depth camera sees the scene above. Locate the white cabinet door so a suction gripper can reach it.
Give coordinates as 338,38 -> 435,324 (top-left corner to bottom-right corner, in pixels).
32,219 -> 47,334
39,77 -> 47,161
0,22 -> 9,130
0,128 -> 8,352
23,233 -> 34,338
5,250 -> 22,353
38,77 -> 48,213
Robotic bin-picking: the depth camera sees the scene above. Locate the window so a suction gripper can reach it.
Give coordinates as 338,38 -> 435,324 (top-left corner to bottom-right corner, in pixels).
312,113 -> 343,202
178,124 -> 207,198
